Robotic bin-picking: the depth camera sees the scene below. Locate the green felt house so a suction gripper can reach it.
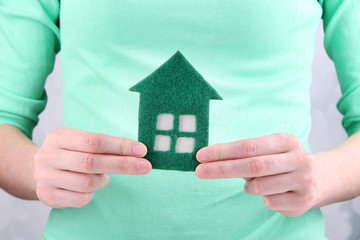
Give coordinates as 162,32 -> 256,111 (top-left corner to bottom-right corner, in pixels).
130,51 -> 222,171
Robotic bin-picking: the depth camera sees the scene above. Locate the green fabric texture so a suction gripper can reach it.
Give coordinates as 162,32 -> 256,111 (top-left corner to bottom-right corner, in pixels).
320,0 -> 360,136
0,0 -> 60,139
1,0 -> 360,239
130,51 -> 222,171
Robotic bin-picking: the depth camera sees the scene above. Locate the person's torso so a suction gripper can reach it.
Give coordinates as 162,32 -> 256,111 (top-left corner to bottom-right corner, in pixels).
43,1 -> 325,239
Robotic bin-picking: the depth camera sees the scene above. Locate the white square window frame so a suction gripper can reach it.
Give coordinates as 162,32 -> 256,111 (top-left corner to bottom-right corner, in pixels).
156,114 -> 174,131
154,135 -> 171,152
175,137 -> 195,153
179,115 -> 196,132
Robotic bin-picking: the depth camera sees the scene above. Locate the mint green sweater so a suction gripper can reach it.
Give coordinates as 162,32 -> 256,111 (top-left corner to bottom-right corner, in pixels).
1,0 -> 359,239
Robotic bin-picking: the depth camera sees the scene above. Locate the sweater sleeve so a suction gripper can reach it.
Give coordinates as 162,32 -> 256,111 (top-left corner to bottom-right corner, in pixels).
0,0 -> 60,139
319,0 -> 360,137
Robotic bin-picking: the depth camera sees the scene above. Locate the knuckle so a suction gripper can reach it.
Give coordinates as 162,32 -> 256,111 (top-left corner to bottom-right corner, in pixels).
275,133 -> 290,143
301,173 -> 316,186
118,158 -> 129,173
75,193 -> 94,208
215,145 -> 225,160
242,141 -> 260,156
118,139 -> 129,155
280,133 -> 300,149
292,151 -> 302,166
252,179 -> 264,195
86,135 -> 102,152
44,131 -> 56,143
81,154 -> 95,172
276,132 -> 289,143
301,191 -> 317,206
275,132 -> 288,138
291,150 -> 313,171
46,128 -> 65,142
301,153 -> 314,169
249,157 -> 267,175
81,175 -> 95,192
232,161 -> 243,173
216,163 -> 226,177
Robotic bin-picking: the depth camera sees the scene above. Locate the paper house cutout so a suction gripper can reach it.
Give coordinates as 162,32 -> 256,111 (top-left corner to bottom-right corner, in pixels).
130,51 -> 222,171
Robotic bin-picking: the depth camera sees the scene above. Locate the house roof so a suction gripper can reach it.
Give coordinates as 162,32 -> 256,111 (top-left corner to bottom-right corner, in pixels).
129,51 -> 222,100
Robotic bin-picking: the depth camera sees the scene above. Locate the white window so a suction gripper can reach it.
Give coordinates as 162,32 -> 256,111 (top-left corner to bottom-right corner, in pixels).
156,114 -> 174,130
179,115 -> 196,132
175,137 -> 195,153
154,135 -> 171,151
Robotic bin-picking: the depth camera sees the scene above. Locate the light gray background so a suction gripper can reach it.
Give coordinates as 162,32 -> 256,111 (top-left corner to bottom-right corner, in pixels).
1,24 -> 359,240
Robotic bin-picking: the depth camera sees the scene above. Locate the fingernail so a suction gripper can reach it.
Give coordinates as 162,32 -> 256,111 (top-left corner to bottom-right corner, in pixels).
263,197 -> 270,208
197,149 -> 210,162
133,144 -> 147,156
197,165 -> 210,178
137,160 -> 150,173
244,182 -> 249,192
105,174 -> 110,184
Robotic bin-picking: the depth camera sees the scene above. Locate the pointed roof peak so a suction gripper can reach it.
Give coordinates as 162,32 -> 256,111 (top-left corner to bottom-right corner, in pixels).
164,50 -> 190,69
174,50 -> 182,56
173,50 -> 185,59
130,51 -> 222,100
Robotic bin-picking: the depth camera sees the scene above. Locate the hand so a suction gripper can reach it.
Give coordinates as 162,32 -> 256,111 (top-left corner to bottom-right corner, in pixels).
195,133 -> 319,217
34,127 -> 151,208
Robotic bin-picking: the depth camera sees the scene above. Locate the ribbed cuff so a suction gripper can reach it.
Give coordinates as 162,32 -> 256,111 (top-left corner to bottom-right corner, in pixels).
345,120 -> 360,137
0,111 -> 36,139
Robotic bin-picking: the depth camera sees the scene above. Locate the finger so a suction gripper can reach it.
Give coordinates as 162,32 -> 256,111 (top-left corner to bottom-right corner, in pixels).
47,128 -> 147,157
37,187 -> 94,208
277,210 -> 308,217
50,149 -> 152,174
263,191 -> 315,211
243,177 -> 254,182
263,192 -> 299,211
45,170 -> 110,193
195,153 -> 299,179
244,173 -> 297,196
196,133 -> 301,162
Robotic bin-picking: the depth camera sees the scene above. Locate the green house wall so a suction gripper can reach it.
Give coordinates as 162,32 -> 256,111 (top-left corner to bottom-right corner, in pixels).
138,91 -> 210,171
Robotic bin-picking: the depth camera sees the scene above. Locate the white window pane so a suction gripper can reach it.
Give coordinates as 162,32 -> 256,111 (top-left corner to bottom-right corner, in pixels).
179,115 -> 196,132
175,137 -> 195,153
157,114 -> 174,130
154,135 -> 171,151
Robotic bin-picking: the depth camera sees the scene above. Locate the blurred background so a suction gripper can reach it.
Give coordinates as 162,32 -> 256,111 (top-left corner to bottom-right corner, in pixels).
1,24 -> 359,240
